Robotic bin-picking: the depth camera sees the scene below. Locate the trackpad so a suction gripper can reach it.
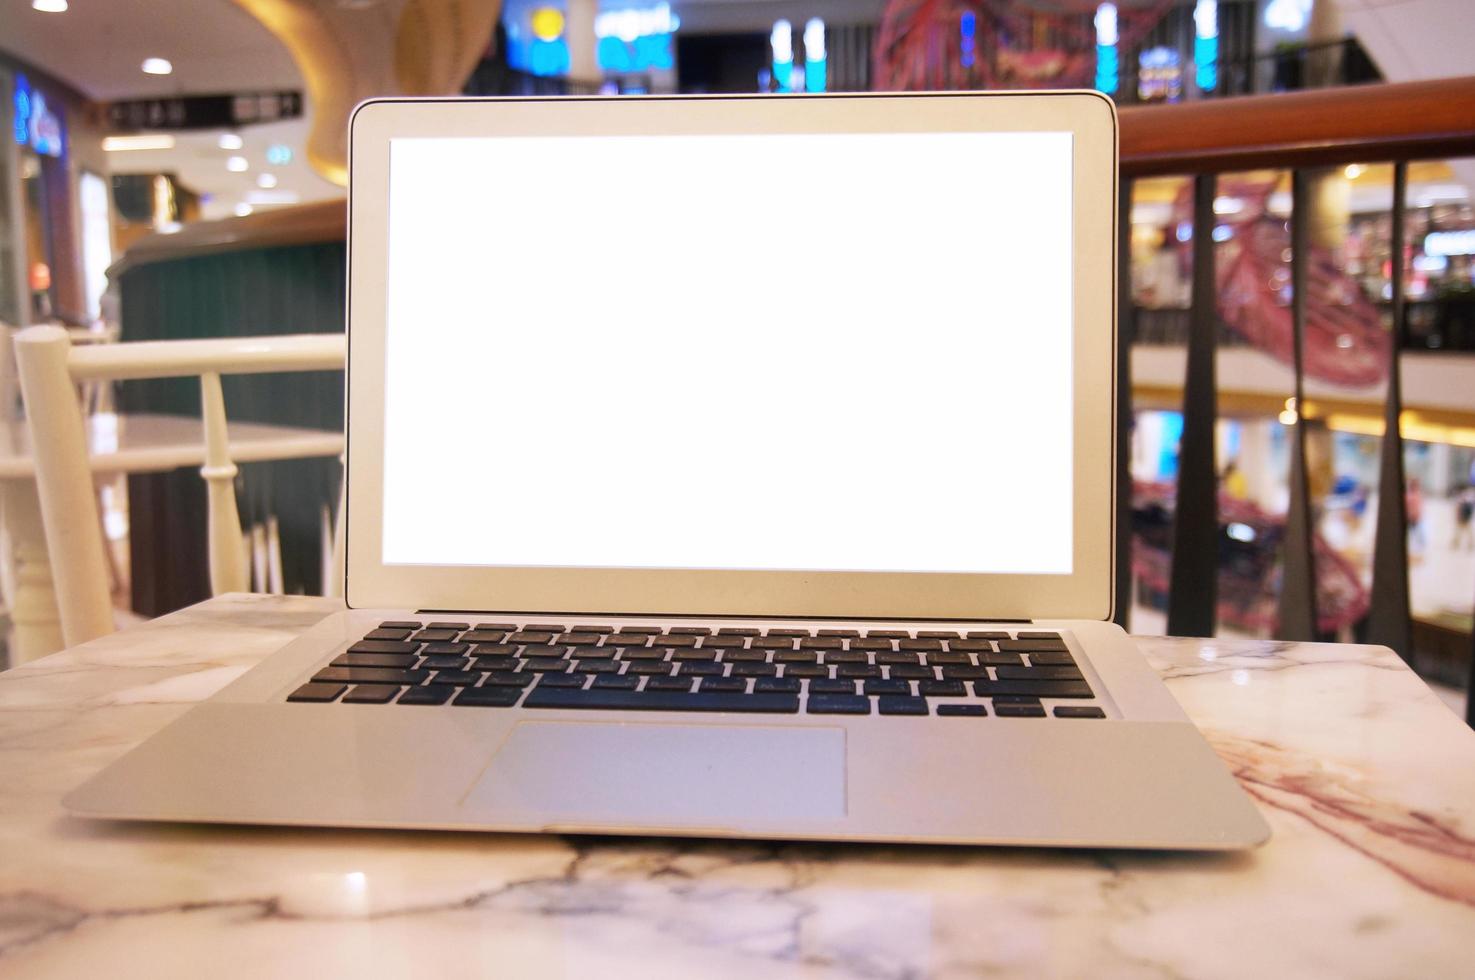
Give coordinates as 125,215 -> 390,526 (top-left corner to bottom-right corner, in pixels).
463,721 -> 847,827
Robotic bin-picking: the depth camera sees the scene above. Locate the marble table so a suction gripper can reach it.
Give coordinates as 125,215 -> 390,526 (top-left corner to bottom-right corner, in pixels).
2,594 -> 1475,977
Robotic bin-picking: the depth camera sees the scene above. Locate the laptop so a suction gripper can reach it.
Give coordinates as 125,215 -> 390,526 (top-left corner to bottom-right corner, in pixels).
66,91 -> 1270,850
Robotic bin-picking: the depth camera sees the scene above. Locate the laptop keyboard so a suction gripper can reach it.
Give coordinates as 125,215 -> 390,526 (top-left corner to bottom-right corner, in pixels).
286,622 -> 1105,718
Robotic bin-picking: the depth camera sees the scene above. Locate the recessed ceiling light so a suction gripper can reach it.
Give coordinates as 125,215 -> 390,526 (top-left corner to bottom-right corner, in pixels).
102,134 -> 176,151
256,172 -> 278,189
234,203 -> 254,217
32,0 -> 69,12
226,156 -> 249,172
141,58 -> 173,75
218,133 -> 244,150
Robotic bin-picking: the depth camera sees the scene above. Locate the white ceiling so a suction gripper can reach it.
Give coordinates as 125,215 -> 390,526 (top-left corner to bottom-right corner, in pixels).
1,0 -> 342,220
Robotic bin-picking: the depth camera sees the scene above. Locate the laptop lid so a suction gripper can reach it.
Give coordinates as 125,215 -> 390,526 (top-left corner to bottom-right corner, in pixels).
345,92 -> 1117,621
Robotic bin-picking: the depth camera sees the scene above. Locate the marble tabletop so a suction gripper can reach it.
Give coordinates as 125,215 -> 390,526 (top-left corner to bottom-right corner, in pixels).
2,594 -> 1474,978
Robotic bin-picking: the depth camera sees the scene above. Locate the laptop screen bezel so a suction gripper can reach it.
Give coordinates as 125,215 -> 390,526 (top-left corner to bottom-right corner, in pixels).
344,92 -> 1117,622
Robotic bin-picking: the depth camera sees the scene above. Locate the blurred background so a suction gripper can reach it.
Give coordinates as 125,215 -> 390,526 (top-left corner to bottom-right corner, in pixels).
1,0 -> 1473,718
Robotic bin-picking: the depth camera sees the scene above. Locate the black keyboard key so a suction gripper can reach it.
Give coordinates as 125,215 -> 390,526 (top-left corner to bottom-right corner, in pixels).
483,671 -> 535,687
509,631 -> 557,645
941,666 -> 988,680
823,650 -> 867,664
561,633 -> 603,646
722,649 -> 769,663
994,703 -> 1047,718
411,629 -> 460,643
773,651 -> 819,664
916,631 -> 960,639
1028,652 -> 1078,667
378,620 -> 422,630
807,694 -> 870,715
398,684 -> 455,705
523,625 -> 567,633
679,661 -> 725,676
876,652 -> 920,666
593,674 -> 640,690
653,635 -> 698,648
421,642 -> 469,656
950,639 -> 993,652
767,628 -> 811,638
315,667 -> 428,686
518,646 -> 566,659
473,643 -> 519,657
421,655 -> 471,670
850,638 -> 893,651
364,628 -> 413,641
899,639 -> 943,652
919,680 -> 967,697
522,658 -> 570,673
976,680 -> 1094,699
1054,706 -> 1106,718
570,625 -> 613,634
524,688 -> 800,713
1018,631 -> 1063,640
990,695 -> 1043,706
751,637 -> 794,650
572,648 -> 617,660
538,673 -> 588,689
462,630 -> 508,644
454,686 -> 522,707
867,630 -> 910,639
754,677 -> 802,693
348,640 -> 419,655
608,634 -> 650,647
878,696 -> 929,715
701,677 -> 748,693
343,684 -> 401,704
668,627 -> 711,636
783,664 -> 830,679
997,639 -> 1068,653
730,662 -> 777,677
574,660 -> 621,674
699,636 -> 746,649
426,621 -> 470,631
473,655 -> 517,671
799,637 -> 844,650
672,649 -> 718,662
836,664 -> 882,679
995,665 -> 1085,681
474,623 -> 519,631
810,679 -> 857,695
889,666 -> 933,681
614,625 -> 662,635
925,653 -> 969,666
978,652 -> 1026,667
818,629 -> 860,637
626,661 -> 673,675
287,682 -> 345,702
937,704 -> 988,717
431,670 -> 483,686
965,631 -> 1011,640
645,676 -> 694,692
621,648 -> 669,661
863,679 -> 911,696
716,627 -> 761,637
332,653 -> 419,669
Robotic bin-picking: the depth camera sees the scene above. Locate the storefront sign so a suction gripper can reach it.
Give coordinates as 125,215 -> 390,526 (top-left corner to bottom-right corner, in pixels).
106,91 -> 302,131
12,75 -> 64,157
1425,230 -> 1475,257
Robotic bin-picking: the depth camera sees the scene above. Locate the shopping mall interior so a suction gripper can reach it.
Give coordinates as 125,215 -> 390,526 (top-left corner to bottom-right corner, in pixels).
1,0 -> 1473,715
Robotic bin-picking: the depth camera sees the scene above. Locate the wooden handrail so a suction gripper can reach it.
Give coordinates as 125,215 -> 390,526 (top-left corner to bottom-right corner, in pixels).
112,77 -> 1475,271
1120,76 -> 1475,176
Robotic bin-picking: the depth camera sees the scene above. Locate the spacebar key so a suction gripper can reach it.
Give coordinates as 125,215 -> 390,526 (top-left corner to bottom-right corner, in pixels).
523,687 -> 800,713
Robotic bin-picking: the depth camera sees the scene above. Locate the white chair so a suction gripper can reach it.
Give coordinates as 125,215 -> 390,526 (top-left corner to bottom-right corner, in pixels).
14,325 -> 346,650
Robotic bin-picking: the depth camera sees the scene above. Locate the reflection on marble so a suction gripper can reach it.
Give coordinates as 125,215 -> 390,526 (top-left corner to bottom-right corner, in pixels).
3,595 -> 1475,977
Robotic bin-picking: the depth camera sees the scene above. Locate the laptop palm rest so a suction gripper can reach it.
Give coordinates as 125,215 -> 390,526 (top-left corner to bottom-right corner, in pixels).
462,721 -> 847,826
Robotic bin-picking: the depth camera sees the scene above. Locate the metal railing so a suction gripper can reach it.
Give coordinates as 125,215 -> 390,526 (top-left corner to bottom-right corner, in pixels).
1115,76 -> 1475,725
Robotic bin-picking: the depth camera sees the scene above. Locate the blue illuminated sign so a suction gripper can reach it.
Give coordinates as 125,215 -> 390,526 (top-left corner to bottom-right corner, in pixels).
596,3 -> 678,73
960,11 -> 976,69
1194,0 -> 1218,91
12,74 -> 63,157
1094,4 -> 1119,95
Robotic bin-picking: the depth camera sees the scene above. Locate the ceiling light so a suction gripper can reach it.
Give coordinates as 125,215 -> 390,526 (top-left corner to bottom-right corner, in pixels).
234,203 -> 254,217
1344,164 -> 1364,179
218,133 -> 244,151
102,134 -> 176,152
226,156 -> 248,172
266,144 -> 293,166
32,0 -> 69,12
141,58 -> 173,76
256,172 -> 278,189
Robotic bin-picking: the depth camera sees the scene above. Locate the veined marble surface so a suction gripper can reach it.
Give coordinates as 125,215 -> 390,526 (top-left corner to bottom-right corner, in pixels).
2,594 -> 1474,978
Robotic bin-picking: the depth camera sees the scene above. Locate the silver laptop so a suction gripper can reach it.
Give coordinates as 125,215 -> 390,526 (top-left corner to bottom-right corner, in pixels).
66,92 -> 1269,849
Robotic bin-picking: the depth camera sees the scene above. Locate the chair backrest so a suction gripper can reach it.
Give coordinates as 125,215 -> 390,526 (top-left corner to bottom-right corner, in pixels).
14,325 -> 346,649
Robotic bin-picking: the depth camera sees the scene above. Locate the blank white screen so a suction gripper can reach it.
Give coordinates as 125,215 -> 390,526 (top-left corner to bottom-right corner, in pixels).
382,131 -> 1073,574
